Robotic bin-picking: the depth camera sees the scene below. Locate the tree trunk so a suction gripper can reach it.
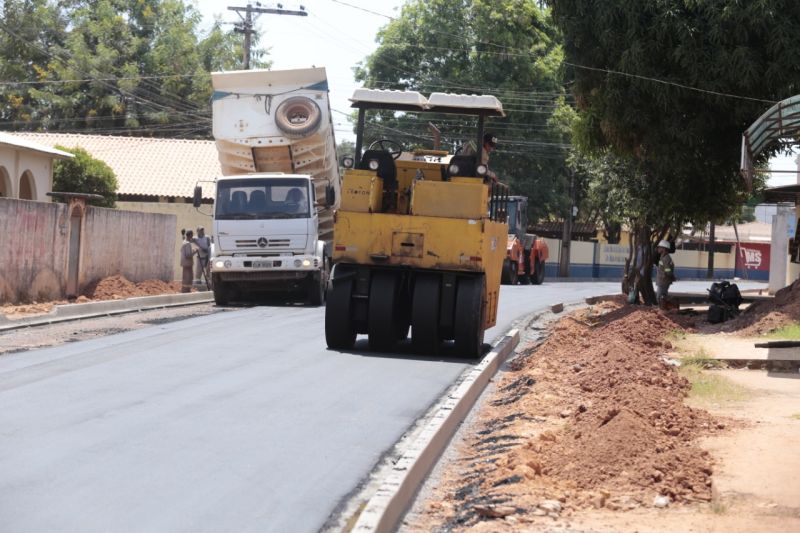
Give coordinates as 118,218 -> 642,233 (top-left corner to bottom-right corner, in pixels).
623,224 -> 658,305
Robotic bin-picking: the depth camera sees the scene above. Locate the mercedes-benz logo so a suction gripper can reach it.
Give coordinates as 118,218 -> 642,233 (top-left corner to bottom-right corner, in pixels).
257,237 -> 268,248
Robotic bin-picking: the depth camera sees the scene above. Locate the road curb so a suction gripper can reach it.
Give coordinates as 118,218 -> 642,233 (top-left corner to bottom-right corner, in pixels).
0,292 -> 214,332
353,328 -> 521,532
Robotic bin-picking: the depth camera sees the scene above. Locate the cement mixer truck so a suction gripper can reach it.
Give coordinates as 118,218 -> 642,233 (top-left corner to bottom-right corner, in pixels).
193,67 -> 341,305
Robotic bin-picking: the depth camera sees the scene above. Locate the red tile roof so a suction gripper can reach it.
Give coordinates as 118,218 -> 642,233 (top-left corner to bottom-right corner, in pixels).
9,132 -> 221,199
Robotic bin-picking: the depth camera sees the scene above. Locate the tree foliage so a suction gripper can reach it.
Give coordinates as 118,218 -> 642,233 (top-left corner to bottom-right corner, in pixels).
355,0 -> 571,222
0,0 -> 267,138
53,146 -> 119,207
549,0 -> 800,300
550,0 -> 798,228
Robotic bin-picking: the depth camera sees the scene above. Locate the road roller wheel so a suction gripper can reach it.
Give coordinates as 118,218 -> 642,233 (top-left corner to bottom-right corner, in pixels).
454,276 -> 485,359
325,277 -> 356,349
368,272 -> 399,351
412,275 -> 440,355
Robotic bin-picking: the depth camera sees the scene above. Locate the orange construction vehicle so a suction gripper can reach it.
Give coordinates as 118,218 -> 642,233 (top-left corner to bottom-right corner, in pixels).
502,196 -> 549,285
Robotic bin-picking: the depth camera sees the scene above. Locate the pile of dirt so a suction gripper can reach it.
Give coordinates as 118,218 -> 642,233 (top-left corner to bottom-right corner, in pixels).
81,275 -> 182,300
715,278 -> 800,335
411,304 -> 720,530
1,275 -> 183,317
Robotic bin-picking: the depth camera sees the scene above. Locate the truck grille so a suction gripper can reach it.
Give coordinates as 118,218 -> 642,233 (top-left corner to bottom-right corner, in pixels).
235,238 -> 291,249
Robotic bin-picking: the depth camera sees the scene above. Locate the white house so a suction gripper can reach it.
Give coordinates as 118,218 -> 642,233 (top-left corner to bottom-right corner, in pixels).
0,132 -> 73,201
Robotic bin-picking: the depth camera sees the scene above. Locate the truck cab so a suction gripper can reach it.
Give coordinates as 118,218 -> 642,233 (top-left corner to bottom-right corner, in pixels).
199,173 -> 329,305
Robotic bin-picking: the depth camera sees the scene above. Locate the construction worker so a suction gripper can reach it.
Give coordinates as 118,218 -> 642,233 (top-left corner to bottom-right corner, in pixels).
194,226 -> 211,287
461,132 -> 498,182
180,230 -> 196,293
655,239 -> 676,307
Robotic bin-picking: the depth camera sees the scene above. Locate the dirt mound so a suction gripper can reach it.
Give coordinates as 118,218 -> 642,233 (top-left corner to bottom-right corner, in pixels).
717,278 -> 800,335
81,275 -> 182,300
411,304 -> 719,530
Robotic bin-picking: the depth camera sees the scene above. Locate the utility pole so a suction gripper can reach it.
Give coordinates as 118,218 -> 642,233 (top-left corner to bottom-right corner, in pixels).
707,222 -> 715,279
228,2 -> 308,69
559,169 -> 575,278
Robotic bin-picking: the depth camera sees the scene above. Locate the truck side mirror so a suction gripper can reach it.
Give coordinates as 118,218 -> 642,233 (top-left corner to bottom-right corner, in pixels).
193,186 -> 202,208
326,185 -> 336,207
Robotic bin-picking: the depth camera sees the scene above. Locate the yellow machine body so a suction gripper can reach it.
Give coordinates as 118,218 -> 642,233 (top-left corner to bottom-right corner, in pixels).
334,175 -> 507,329
324,88 -> 507,357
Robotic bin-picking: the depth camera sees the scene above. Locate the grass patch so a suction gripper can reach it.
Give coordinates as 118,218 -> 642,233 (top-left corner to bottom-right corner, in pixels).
666,328 -> 686,342
766,322 -> 800,340
681,349 -> 728,370
679,357 -> 751,405
710,499 -> 728,515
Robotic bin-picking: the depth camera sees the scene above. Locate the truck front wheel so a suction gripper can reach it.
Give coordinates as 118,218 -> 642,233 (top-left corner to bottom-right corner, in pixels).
212,274 -> 229,305
307,258 -> 329,306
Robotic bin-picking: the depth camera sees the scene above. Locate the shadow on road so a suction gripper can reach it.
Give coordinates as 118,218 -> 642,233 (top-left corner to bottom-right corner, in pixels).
324,338 -> 491,365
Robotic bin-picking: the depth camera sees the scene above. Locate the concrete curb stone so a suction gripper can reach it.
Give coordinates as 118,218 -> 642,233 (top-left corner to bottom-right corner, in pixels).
353,328 -> 521,533
0,291 -> 214,332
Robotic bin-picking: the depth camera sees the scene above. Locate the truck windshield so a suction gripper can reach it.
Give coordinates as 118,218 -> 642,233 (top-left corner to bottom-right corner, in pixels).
215,178 -> 311,220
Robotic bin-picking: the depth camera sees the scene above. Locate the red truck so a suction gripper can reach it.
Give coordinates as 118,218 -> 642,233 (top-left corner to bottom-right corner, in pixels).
502,196 -> 549,285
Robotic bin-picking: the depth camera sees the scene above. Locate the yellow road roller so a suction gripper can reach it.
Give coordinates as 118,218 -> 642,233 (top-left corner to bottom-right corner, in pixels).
325,89 -> 508,357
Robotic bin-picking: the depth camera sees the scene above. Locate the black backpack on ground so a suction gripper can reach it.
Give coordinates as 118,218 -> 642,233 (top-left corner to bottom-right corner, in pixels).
707,281 -> 742,323
707,304 -> 731,324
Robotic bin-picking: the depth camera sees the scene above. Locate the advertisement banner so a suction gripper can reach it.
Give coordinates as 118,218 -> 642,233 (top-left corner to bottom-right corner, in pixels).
735,242 -> 771,272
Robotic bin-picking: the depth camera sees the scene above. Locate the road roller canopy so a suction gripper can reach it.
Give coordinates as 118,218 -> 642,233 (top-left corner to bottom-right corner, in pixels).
350,88 -> 505,117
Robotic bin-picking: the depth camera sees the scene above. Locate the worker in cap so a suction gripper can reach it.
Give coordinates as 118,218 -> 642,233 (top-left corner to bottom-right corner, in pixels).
461,132 -> 499,182
655,239 -> 676,307
194,226 -> 212,288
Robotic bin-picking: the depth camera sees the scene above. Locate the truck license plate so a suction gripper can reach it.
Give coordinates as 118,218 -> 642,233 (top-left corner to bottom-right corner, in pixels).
252,260 -> 272,268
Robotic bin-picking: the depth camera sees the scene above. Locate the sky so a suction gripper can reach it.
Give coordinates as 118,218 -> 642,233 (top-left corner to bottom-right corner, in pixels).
193,0 -> 402,143
192,0 -> 798,189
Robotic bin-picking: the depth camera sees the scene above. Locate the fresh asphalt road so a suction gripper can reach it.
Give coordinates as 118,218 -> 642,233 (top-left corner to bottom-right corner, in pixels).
0,280 -> 764,532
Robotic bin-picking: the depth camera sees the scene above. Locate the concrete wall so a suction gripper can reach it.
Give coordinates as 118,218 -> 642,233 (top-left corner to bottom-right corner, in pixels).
80,208 -> 176,287
0,198 -> 67,302
0,197 -> 176,304
117,200 -> 213,281
0,145 -> 54,202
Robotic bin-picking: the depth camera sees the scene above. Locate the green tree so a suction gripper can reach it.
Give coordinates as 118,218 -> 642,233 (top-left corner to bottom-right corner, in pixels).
550,0 -> 794,300
0,1 -> 262,137
0,0 -> 67,127
53,146 -> 118,207
355,0 -> 571,223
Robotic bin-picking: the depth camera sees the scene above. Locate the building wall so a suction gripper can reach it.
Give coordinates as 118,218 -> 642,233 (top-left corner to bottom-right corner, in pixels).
541,238 -> 759,281
0,146 -> 54,202
0,198 -> 176,304
117,200 -> 213,280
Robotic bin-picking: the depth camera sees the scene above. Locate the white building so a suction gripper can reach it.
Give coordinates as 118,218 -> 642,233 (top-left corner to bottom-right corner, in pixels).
0,132 -> 73,201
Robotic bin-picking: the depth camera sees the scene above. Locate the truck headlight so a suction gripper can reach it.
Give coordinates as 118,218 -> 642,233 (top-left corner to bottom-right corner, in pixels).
294,259 -> 302,267
302,259 -> 311,267
214,260 -> 226,268
449,164 -> 460,175
476,164 -> 488,176
368,159 -> 380,170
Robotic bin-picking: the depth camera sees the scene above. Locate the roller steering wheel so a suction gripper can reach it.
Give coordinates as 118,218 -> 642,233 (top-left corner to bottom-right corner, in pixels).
368,139 -> 403,160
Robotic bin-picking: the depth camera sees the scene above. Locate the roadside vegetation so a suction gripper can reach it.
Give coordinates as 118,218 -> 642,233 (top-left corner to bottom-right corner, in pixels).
766,322 -> 800,340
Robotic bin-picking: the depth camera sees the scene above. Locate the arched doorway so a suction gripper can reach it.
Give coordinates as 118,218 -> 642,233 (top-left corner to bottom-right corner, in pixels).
66,205 -> 83,298
19,171 -> 36,200
0,167 -> 10,197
